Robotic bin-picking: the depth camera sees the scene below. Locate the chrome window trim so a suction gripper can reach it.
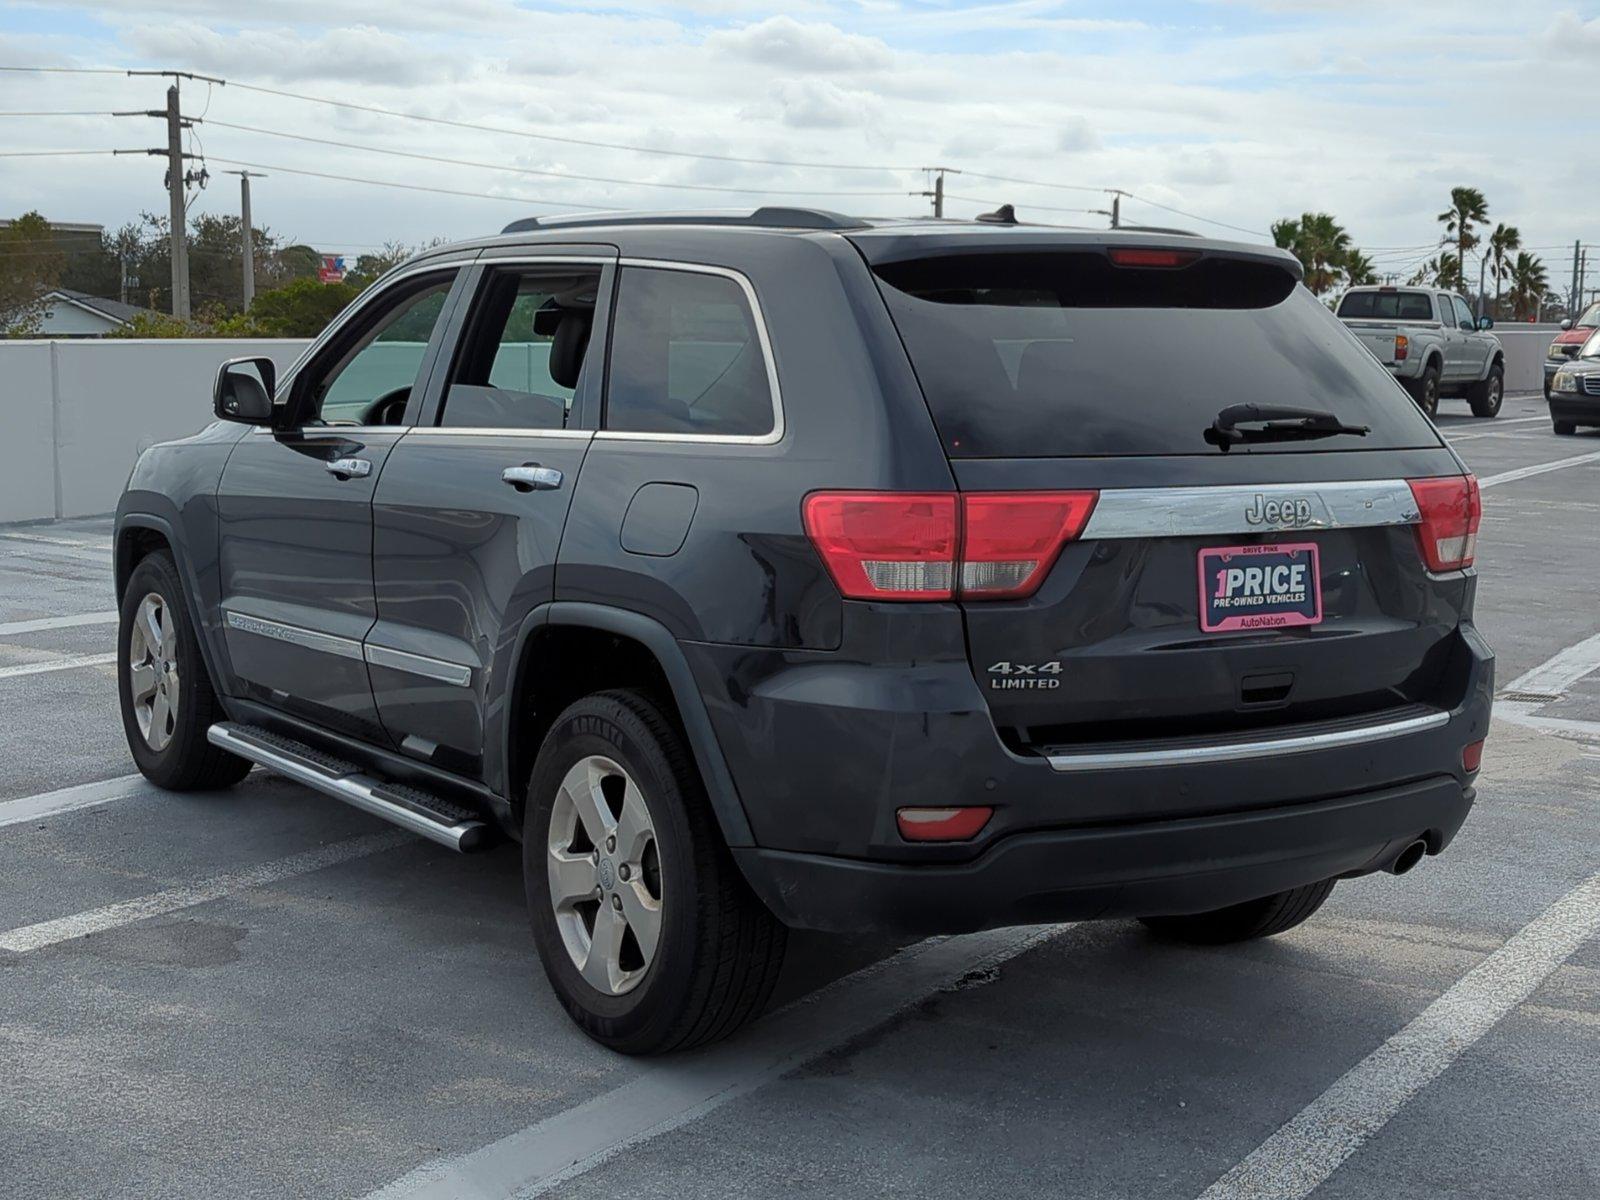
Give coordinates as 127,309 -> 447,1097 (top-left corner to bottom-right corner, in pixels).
223,610 -> 364,662
1080,479 -> 1421,541
406,426 -> 594,441
363,644 -> 472,687
596,257 -> 785,447
251,424 -> 412,437
1046,709 -> 1448,773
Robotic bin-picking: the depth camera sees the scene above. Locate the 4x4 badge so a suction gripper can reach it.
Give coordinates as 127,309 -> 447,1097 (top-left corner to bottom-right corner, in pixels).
987,661 -> 1062,690
1245,494 -> 1313,526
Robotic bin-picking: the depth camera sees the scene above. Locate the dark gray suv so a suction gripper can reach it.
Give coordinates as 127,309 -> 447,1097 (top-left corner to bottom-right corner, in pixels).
114,208 -> 1493,1053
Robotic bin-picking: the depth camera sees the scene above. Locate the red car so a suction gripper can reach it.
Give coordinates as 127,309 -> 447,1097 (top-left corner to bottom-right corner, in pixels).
1545,301 -> 1600,398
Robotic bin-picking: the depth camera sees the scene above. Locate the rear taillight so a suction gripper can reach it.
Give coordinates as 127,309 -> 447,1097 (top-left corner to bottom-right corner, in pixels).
960,492 -> 1100,596
801,492 -> 958,600
1394,333 -> 1408,361
1462,739 -> 1485,774
803,490 -> 1099,602
1407,475 -> 1481,572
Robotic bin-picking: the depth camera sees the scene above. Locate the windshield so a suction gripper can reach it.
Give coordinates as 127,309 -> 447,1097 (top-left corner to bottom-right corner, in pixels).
1581,329 -> 1600,359
1337,290 -> 1435,320
871,250 -> 1443,458
1578,302 -> 1600,329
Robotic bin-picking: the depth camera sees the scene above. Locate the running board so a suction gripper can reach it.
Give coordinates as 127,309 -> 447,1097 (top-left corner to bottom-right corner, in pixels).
207,722 -> 490,852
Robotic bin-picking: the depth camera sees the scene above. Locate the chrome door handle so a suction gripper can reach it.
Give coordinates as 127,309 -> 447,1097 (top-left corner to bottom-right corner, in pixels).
502,465 -> 563,492
326,457 -> 372,479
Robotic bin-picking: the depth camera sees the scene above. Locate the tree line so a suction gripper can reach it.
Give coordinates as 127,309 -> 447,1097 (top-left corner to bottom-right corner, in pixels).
0,210 -> 430,337
1272,187 -> 1558,320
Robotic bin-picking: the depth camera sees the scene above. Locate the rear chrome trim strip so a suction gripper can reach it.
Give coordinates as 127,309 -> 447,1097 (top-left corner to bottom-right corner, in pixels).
363,644 -> 473,687
1045,709 -> 1449,772
223,610 -> 364,662
1081,479 -> 1421,541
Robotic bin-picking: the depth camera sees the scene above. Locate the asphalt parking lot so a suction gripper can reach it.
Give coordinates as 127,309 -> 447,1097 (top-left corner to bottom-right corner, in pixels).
2,390 -> 1598,1200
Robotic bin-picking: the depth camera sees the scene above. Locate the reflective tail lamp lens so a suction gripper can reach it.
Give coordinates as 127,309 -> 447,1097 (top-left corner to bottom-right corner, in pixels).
896,806 -> 993,842
1407,475 -> 1481,571
1394,333 -> 1409,361
803,491 -> 1100,602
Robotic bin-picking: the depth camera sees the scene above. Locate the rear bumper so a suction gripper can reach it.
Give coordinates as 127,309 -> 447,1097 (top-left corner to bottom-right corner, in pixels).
688,615 -> 1493,934
737,776 -> 1473,934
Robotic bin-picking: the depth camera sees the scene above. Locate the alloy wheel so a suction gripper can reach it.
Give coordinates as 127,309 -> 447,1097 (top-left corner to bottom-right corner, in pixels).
127,592 -> 178,752
547,755 -> 663,996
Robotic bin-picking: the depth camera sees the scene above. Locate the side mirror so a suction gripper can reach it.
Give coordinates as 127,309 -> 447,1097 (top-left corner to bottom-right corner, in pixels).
1560,318 -> 1573,331
1477,316 -> 1494,331
214,356 -> 277,425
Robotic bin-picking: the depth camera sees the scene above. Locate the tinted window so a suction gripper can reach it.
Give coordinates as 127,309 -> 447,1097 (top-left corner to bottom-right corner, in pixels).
313,276 -> 454,424
872,251 -> 1441,458
1336,290 -> 1434,320
440,267 -> 600,430
605,267 -> 773,437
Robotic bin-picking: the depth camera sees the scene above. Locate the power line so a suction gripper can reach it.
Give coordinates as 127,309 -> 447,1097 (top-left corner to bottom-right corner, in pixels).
1117,194 -> 1265,238
0,148 -> 120,158
199,119 -> 914,198
0,65 -> 127,75
942,193 -> 1100,217
0,110 -> 115,117
204,155 -> 624,210
221,77 -> 919,174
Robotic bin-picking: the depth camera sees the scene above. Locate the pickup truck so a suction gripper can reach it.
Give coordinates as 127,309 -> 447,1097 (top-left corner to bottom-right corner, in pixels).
1336,286 -> 1505,418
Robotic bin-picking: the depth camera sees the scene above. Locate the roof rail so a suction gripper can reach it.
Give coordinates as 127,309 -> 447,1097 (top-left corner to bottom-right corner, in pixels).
500,207 -> 867,235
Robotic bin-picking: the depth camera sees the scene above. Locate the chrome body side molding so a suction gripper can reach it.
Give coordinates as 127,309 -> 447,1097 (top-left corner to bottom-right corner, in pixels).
1081,479 -> 1421,541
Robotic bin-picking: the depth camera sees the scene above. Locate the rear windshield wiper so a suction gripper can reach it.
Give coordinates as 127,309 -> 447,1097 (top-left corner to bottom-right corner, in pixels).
1204,404 -> 1370,452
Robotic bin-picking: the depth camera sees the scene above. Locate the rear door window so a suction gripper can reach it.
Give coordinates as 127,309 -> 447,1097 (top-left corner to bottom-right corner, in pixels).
871,250 -> 1441,458
1336,290 -> 1434,320
605,266 -> 775,438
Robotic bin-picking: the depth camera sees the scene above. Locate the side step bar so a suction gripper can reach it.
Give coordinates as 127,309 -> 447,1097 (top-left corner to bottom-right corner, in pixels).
207,722 -> 490,852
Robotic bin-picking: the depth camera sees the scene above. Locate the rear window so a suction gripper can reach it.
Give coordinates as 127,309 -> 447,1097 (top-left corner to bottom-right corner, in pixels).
1337,290 -> 1436,321
872,251 -> 1441,458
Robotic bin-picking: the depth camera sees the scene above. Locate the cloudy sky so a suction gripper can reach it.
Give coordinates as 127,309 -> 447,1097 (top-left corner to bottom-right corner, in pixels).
0,1 -> 1593,289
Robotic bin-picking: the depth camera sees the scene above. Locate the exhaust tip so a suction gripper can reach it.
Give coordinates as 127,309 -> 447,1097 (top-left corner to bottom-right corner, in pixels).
1388,839 -> 1428,876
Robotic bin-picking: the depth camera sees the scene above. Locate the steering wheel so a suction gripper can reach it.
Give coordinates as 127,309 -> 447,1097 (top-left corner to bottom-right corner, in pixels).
362,386 -> 413,426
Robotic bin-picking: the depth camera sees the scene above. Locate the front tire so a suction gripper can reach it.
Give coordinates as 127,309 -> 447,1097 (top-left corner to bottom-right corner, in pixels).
524,690 -> 786,1054
1553,419 -> 1577,436
117,550 -> 251,791
1139,878 -> 1335,944
1468,362 -> 1504,418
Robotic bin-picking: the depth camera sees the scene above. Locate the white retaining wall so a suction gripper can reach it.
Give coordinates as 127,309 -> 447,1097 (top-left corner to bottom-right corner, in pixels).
1,339 -> 310,524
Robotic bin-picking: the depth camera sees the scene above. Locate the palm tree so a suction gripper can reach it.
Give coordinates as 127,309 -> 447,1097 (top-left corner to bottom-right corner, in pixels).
1437,187 -> 1488,296
1487,223 -> 1520,320
1507,252 -> 1549,321
1271,212 -> 1351,294
1342,249 -> 1377,288
1408,254 -> 1461,290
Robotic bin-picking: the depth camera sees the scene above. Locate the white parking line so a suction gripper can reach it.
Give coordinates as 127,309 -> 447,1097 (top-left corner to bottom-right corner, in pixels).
365,923 -> 1069,1200
0,652 -> 116,680
1478,450 -> 1600,489
0,771 -> 151,830
0,531 -> 107,550
0,610 -> 118,637
1503,632 -> 1600,696
1444,415 -> 1551,440
1194,868 -> 1600,1200
0,828 -> 410,954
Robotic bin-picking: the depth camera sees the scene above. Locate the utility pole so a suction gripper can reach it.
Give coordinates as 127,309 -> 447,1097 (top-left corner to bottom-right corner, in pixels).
1573,240 -> 1583,314
164,84 -> 190,319
914,167 -> 958,218
227,170 -> 264,308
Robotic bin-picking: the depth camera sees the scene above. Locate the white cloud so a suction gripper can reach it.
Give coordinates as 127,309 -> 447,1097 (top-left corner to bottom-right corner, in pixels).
708,16 -> 894,73
124,22 -> 467,85
767,78 -> 883,129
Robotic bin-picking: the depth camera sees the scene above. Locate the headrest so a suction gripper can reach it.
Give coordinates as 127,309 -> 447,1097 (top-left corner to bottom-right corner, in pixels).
548,309 -> 592,391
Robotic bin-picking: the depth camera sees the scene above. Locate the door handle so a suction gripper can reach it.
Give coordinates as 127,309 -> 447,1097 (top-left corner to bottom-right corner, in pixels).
326,457 -> 372,479
502,465 -> 563,492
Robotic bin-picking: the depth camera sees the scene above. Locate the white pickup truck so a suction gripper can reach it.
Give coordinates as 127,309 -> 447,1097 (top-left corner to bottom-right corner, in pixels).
1336,286 -> 1505,418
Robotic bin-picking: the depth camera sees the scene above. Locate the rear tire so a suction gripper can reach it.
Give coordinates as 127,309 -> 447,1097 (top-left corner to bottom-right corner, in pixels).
1139,879 -> 1336,944
1553,419 -> 1577,436
524,689 -> 786,1054
1411,364 -> 1441,419
1468,362 -> 1504,418
117,550 -> 252,791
